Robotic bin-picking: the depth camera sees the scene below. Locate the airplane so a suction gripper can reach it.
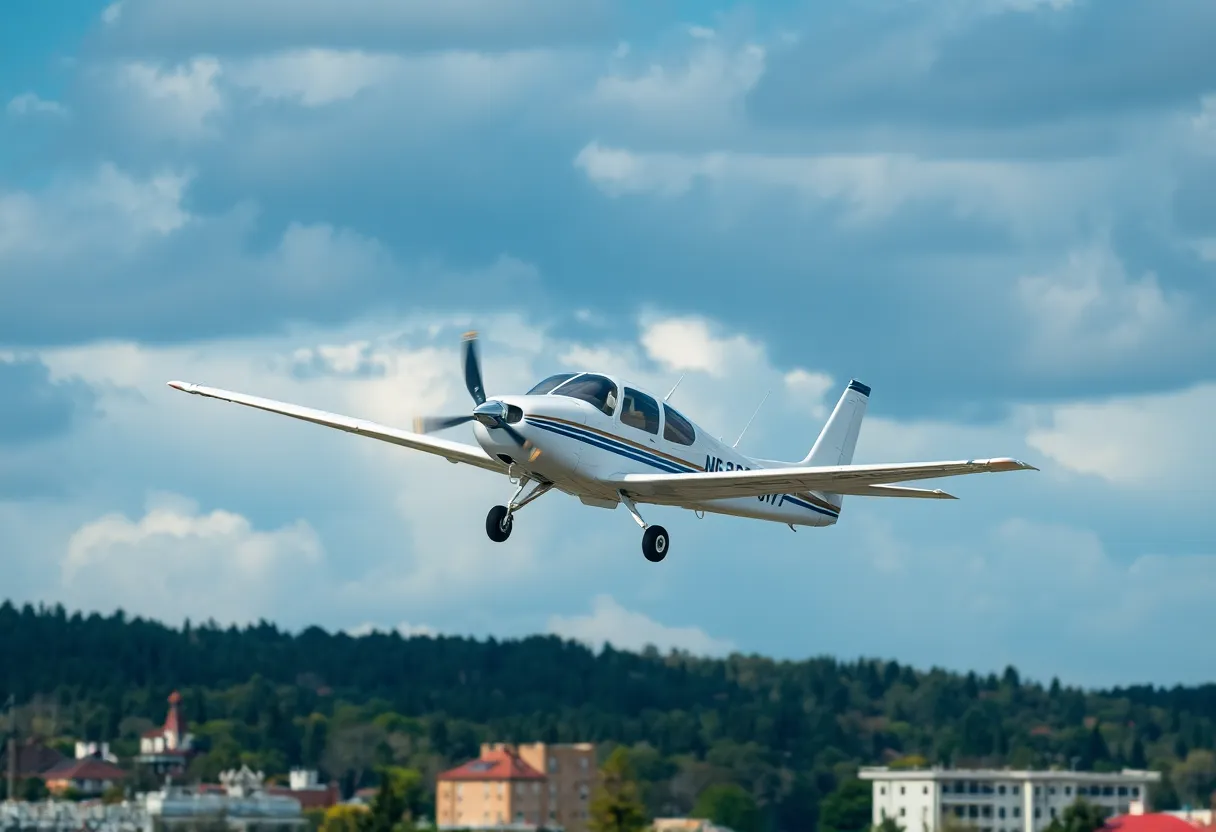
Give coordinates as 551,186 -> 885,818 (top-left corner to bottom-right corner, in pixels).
167,331 -> 1037,563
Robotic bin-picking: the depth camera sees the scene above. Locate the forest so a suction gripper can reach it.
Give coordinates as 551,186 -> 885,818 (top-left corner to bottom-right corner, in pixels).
2,601 -> 1216,832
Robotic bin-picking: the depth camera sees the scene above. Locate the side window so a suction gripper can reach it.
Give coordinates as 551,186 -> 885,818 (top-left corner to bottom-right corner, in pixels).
620,388 -> 660,435
552,374 -> 617,417
662,404 -> 696,446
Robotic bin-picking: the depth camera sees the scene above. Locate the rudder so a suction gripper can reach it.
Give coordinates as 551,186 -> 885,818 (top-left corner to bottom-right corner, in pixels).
801,380 -> 870,506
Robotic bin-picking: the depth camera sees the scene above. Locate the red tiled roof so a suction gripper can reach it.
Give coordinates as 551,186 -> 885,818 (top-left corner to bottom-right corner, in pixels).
438,750 -> 545,782
41,758 -> 128,782
1106,816 -> 1205,832
267,783 -> 341,810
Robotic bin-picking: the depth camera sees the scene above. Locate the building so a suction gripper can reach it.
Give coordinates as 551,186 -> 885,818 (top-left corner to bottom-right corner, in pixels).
860,767 -> 1162,832
145,765 -> 306,832
264,769 -> 340,810
490,743 -> 597,832
76,741 -> 120,764
40,756 -> 128,796
436,743 -> 597,832
137,691 -> 195,777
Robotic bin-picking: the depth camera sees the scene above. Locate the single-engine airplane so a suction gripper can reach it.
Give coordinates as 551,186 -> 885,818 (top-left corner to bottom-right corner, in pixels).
168,331 -> 1036,563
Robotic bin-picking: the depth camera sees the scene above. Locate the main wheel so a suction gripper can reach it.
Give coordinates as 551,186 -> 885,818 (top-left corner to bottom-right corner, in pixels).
486,505 -> 513,542
642,525 -> 669,562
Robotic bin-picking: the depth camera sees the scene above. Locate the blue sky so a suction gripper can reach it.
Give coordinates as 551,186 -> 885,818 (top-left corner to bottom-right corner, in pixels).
3,0 -> 1215,689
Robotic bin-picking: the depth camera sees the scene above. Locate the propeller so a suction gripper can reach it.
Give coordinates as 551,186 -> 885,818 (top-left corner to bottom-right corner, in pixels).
412,331 -> 541,461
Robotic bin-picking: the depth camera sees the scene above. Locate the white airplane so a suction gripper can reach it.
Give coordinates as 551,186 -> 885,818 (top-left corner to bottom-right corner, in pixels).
168,331 -> 1036,563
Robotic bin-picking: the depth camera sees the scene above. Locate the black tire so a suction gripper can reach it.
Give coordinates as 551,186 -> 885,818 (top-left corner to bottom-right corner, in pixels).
486,505 -> 513,542
642,525 -> 669,562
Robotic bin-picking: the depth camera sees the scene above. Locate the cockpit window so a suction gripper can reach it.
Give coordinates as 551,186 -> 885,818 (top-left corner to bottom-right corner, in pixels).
552,374 -> 618,417
621,388 -> 660,435
663,404 -> 696,446
527,373 -> 576,395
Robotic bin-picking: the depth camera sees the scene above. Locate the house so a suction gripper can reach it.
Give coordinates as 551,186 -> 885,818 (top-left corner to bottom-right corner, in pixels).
136,691 -> 195,776
39,756 -> 128,796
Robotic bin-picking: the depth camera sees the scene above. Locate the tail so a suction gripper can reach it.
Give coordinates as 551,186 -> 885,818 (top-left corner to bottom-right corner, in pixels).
800,379 -> 870,507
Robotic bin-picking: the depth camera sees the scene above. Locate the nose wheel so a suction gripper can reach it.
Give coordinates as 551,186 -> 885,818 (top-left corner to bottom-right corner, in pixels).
485,477 -> 552,543
486,505 -> 513,542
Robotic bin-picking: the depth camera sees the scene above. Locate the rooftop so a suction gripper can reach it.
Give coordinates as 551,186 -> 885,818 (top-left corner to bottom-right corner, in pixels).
858,767 -> 1162,782
41,757 -> 128,782
438,750 -> 546,782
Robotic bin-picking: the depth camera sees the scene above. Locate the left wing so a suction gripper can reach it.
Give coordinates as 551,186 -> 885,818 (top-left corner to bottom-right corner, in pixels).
610,458 -> 1035,502
167,381 -> 507,473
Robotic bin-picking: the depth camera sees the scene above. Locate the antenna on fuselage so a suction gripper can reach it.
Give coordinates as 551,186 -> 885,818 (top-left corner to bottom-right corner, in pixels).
664,374 -> 685,402
732,390 -> 771,448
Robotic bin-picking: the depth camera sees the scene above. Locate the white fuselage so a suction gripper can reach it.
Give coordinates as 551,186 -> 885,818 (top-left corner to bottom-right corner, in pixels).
470,385 -> 840,528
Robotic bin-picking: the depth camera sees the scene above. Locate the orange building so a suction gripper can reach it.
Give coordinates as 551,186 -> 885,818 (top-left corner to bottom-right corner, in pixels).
436,743 -> 597,832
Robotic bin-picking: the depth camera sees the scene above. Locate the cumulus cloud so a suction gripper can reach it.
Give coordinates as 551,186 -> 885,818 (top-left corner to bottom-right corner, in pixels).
111,57 -> 225,139
547,595 -> 736,656
1023,383 -> 1216,488
6,93 -> 68,118
0,357 -> 95,445
60,494 -> 325,626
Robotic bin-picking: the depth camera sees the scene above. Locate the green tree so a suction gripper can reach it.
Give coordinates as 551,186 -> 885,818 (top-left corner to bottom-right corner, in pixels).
320,805 -> 368,832
873,817 -> 905,832
590,747 -> 648,832
820,778 -> 872,832
1173,750 -> 1216,807
692,783 -> 761,832
1042,799 -> 1107,832
358,772 -> 408,832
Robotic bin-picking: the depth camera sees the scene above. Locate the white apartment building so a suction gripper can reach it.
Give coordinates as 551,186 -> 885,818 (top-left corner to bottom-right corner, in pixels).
860,767 -> 1162,832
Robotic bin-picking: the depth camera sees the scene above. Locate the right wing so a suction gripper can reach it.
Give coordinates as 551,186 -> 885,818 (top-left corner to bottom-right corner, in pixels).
167,381 -> 507,474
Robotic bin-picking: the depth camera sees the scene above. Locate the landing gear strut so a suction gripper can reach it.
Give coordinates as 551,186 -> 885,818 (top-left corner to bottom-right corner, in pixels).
618,490 -> 670,563
485,477 -> 552,543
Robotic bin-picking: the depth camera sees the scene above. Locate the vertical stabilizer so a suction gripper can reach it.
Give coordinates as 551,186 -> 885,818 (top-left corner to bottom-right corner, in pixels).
800,380 -> 870,505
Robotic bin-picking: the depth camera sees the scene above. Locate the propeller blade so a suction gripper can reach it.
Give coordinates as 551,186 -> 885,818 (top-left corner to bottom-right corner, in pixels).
413,414 -> 475,434
462,331 -> 486,406
499,424 -> 542,462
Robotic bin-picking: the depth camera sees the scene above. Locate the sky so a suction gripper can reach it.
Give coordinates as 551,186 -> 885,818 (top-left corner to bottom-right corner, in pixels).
2,0 -> 1215,690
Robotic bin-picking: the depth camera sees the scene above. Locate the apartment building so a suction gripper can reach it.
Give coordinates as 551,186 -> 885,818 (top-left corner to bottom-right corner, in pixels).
436,743 -> 597,832
860,767 -> 1162,832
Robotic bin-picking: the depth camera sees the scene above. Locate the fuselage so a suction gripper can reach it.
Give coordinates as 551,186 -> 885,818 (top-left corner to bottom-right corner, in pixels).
470,371 -> 841,527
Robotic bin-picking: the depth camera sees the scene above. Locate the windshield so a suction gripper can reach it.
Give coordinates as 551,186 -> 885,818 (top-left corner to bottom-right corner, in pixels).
552,374 -> 617,417
527,373 -> 577,395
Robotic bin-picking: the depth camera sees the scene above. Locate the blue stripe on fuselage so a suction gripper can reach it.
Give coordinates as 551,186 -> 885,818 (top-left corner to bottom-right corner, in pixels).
524,416 -> 839,519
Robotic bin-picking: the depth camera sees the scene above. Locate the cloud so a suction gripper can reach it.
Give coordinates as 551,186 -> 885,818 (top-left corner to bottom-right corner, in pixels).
0,357 -> 96,445
6,93 -> 68,118
60,494 -> 325,627
101,0 -> 615,55
1023,382 -> 1216,488
547,595 -> 736,656
110,57 -> 225,140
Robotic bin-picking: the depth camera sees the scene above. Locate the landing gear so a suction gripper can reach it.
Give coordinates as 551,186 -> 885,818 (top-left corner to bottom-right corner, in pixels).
642,525 -> 669,563
618,490 -> 671,563
484,476 -> 552,543
486,505 -> 513,542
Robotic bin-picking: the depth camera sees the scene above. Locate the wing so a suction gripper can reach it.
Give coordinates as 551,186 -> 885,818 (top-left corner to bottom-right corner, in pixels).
611,458 -> 1035,502
167,381 -> 507,473
838,484 -> 958,499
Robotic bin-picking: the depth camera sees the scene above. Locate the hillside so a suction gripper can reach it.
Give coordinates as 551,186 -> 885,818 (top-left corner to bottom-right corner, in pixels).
2,601 -> 1214,830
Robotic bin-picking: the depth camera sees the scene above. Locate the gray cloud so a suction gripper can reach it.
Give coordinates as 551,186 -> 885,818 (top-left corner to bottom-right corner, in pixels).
0,357 -> 95,444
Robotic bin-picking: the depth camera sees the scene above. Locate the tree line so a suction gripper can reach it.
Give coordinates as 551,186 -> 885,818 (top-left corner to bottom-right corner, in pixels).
3,601 -> 1215,832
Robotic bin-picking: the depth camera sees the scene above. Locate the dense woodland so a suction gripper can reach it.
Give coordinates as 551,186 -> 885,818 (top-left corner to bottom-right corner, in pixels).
3,601 -> 1216,832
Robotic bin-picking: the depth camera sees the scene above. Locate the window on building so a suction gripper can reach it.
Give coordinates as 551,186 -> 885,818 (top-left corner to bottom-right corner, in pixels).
1103,787 -> 1113,797
999,786 -> 1006,795
901,809 -> 907,817
1066,787 -> 1072,796
1118,787 -> 1128,796
1035,787 -> 1041,796
1132,788 -> 1140,797
1049,787 -> 1056,796
552,374 -> 618,416
983,807 -> 992,819
881,788 -> 887,796
999,809 -> 1006,819
1051,808 -> 1057,818
901,787 -> 906,796
1014,809 -> 1021,818
1013,786 -> 1020,796
970,807 -> 979,819
924,787 -> 930,795
581,758 -> 589,771
548,757 -> 557,773
1035,809 -> 1041,819
621,388 -> 660,435
970,782 -> 979,794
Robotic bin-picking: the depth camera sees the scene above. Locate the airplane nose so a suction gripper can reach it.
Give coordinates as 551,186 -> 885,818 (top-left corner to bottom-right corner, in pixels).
472,400 -> 508,428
